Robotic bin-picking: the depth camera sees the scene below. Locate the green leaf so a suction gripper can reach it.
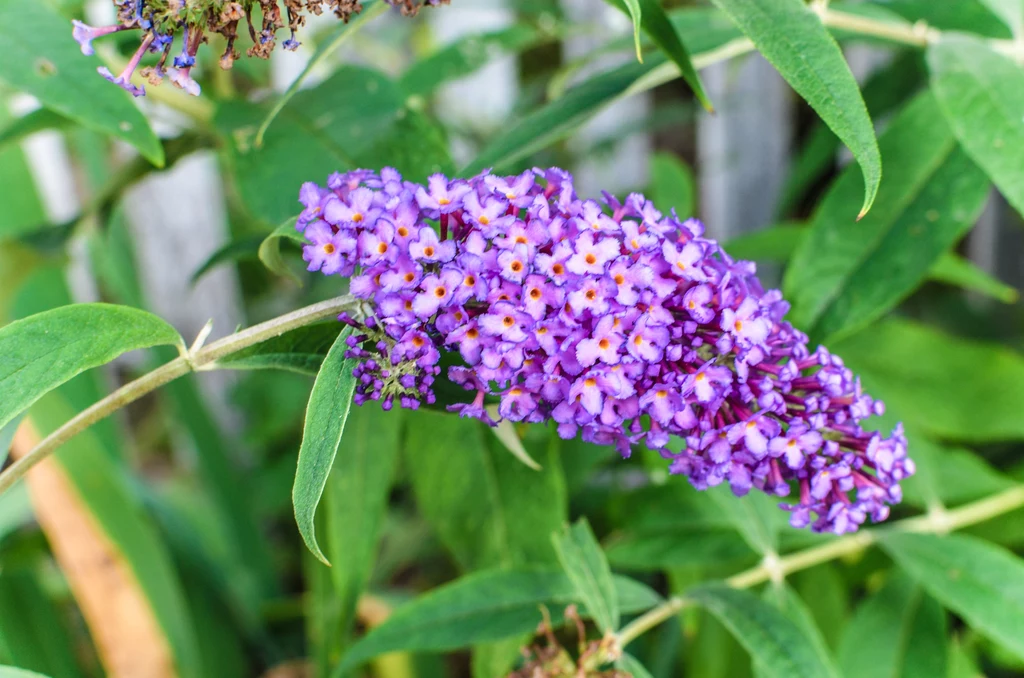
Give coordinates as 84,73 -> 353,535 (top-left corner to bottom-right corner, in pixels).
723,224 -> 805,262
0,569 -> 84,678
0,1 -> 163,166
618,653 -> 656,678
552,518 -> 619,633
292,327 -> 356,564
709,0 -> 881,218
650,152 -> 697,219
978,0 -> 1024,35
190,234 -> 265,284
485,406 -> 542,471
0,668 -> 52,678
336,567 -> 661,673
215,322 -> 342,375
0,108 -> 46,242
621,0 -> 645,62
929,252 -> 1019,303
323,403 -> 400,653
687,583 -> 838,678
928,34 -> 1024,217
901,439 -> 1014,509
400,26 -> 545,97
258,217 -> 307,284
881,532 -> 1024,662
875,0 -> 1012,37
0,108 -> 73,154
778,49 -> 926,216
404,410 -> 567,571
0,413 -> 23,469
606,527 -> 754,570
462,61 -> 651,176
837,573 -> 947,678
723,226 -> 1017,304
0,303 -> 182,432
708,485 -> 779,555
762,584 -> 840,678
636,0 -> 712,110
255,0 -> 387,146
833,318 -> 1024,442
217,66 -> 452,226
462,8 -> 741,176
784,92 -> 990,342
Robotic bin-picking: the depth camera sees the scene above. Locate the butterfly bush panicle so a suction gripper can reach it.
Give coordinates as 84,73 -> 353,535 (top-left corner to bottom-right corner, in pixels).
296,167 -> 914,535
71,0 -> 448,97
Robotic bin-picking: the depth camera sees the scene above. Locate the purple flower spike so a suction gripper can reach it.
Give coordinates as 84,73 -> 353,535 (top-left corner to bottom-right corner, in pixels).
296,166 -> 914,535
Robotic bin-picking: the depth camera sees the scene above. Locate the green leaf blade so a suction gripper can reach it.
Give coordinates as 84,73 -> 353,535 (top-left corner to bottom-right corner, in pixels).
292,327 -> 356,564
0,1 -> 163,165
709,0 -> 881,218
688,583 -> 839,678
833,318 -> 1024,442
324,403 -> 401,648
837,573 -> 947,678
637,0 -> 712,110
0,303 -> 183,432
215,322 -> 342,375
552,518 -> 619,633
785,92 -> 990,342
927,34 -> 1024,217
882,532 -> 1024,662
336,567 -> 660,673
404,410 -> 567,571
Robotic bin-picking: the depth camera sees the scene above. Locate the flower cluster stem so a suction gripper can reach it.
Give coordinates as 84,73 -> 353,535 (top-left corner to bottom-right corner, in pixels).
0,295 -> 359,497
615,484 -> 1024,648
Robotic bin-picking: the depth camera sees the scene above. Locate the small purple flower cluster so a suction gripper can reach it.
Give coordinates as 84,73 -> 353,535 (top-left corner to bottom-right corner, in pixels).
295,168 -> 913,534
72,0 -> 447,97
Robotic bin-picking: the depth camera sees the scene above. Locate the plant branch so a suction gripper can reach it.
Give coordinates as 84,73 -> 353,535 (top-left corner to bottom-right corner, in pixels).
615,485 -> 1024,647
624,4 -> 1024,103
0,295 -> 359,497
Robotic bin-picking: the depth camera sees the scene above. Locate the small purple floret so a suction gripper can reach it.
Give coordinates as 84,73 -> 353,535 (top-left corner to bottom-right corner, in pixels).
97,66 -> 145,98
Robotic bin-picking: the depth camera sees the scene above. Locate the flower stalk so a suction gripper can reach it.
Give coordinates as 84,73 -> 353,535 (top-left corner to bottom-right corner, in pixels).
0,295 -> 359,497
614,484 -> 1024,648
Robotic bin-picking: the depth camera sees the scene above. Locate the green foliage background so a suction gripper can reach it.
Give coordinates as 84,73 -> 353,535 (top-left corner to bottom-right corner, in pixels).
1,0 -> 1024,677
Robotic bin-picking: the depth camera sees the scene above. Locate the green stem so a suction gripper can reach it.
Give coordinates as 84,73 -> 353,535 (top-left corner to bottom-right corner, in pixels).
624,5 -> 1024,103
615,485 -> 1024,648
0,295 -> 359,497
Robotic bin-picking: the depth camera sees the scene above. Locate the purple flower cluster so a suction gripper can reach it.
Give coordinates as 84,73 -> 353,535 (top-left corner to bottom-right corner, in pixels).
295,167 -> 913,534
72,0 -> 447,97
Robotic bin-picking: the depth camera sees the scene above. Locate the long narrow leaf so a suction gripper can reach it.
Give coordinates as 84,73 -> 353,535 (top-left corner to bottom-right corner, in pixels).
292,326 -> 356,564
